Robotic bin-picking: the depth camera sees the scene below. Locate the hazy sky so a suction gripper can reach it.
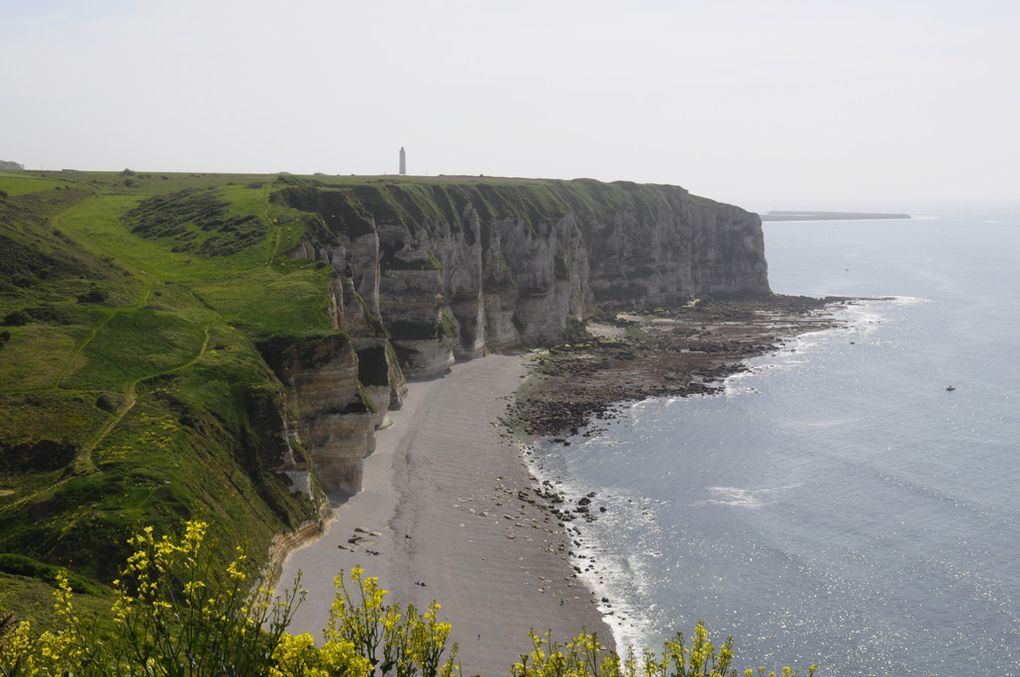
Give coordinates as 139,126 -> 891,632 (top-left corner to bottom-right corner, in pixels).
2,0 -> 1018,210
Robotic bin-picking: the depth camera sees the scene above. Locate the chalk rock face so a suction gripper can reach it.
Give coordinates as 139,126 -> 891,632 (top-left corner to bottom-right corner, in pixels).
582,193 -> 769,305
263,334 -> 374,499
270,177 -> 769,495
491,213 -> 591,346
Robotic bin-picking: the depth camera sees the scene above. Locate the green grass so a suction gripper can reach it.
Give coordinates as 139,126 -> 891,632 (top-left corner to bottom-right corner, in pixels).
61,309 -> 205,390
0,391 -> 109,450
0,325 -> 80,389
0,171 -> 332,595
0,571 -> 110,633
195,269 -> 332,337
0,172 -> 79,196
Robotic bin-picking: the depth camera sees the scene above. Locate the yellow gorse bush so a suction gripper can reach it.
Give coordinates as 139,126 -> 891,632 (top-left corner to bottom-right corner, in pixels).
508,621 -> 811,677
325,566 -> 457,676
104,520 -> 302,674
268,631 -> 370,676
0,573 -> 82,677
0,521 -> 815,677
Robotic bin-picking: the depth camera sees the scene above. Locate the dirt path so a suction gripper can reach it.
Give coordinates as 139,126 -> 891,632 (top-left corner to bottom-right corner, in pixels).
0,323 -> 215,514
73,324 -> 211,474
53,285 -> 153,389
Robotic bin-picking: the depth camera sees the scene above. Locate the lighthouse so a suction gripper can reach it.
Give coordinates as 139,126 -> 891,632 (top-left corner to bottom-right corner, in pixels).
399,147 -> 406,175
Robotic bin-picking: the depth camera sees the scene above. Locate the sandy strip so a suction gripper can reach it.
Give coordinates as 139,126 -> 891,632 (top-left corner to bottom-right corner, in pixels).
277,354 -> 612,676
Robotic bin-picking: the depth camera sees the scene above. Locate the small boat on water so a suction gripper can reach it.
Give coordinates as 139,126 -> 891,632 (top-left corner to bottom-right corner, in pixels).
945,385 -> 956,391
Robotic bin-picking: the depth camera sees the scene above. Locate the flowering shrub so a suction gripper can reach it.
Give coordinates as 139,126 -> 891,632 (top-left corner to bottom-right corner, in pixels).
511,626 -> 816,677
106,521 -> 301,674
323,566 -> 457,676
0,574 -> 83,676
0,522 -> 453,676
0,521 -> 814,676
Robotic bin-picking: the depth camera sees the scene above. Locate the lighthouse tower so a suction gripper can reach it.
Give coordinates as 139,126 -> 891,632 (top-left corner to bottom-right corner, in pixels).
399,147 -> 406,175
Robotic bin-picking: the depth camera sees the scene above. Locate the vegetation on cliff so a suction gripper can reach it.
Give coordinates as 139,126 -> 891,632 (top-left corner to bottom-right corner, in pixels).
271,173 -> 752,279
0,170 -> 339,620
0,521 -> 815,676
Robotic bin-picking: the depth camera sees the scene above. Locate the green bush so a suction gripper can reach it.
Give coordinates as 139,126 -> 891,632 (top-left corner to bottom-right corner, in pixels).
1,311 -> 29,327
76,289 -> 109,304
0,554 -> 102,595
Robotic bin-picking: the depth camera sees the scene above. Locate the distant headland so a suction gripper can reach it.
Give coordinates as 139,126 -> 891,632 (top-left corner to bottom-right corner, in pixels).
760,210 -> 911,222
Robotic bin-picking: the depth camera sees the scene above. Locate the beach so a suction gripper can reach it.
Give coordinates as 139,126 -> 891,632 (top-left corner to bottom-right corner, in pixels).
276,296 -> 847,673
277,353 -> 612,676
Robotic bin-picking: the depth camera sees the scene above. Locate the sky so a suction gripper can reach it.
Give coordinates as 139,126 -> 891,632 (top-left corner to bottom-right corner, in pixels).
1,0 -> 1018,211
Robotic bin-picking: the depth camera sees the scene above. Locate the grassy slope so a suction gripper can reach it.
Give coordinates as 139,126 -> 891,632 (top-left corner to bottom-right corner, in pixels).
0,171 -> 333,622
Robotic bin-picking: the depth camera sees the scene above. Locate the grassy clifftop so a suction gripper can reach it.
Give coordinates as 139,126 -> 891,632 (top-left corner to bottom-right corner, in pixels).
273,173 -> 719,234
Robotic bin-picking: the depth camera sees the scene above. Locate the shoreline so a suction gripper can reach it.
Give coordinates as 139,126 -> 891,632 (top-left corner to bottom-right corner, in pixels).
508,294 -> 857,650
510,295 -> 850,438
274,294 -> 854,672
276,354 -> 613,676
514,295 -> 872,650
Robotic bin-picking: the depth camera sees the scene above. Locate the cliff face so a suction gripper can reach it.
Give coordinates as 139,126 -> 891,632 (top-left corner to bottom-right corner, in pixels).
272,177 -> 769,495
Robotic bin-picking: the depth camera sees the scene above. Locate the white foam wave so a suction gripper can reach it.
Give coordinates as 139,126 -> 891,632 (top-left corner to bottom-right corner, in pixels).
884,295 -> 927,305
523,440 -> 668,651
698,484 -> 803,509
722,370 -> 759,397
580,545 -> 664,652
720,295 -> 924,397
703,486 -> 765,508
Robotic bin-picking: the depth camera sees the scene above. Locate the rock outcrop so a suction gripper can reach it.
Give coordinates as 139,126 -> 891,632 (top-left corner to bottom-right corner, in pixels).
270,177 -> 769,496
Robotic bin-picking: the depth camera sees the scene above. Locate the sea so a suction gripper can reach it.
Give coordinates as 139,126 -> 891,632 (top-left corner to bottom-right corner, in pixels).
531,213 -> 1020,675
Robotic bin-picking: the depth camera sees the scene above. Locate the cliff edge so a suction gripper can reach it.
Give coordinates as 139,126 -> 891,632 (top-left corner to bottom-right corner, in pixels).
271,176 -> 769,496
279,176 -> 768,372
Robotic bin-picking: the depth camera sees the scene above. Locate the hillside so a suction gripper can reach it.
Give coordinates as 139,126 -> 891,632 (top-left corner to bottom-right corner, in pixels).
0,170 -> 336,620
0,169 -> 768,622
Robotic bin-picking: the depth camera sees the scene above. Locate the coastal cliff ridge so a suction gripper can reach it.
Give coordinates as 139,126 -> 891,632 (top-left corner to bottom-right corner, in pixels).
0,170 -> 769,625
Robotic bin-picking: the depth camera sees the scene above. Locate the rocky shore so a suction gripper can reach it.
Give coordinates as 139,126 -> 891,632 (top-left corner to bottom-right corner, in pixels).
494,294 -> 855,648
510,294 -> 851,439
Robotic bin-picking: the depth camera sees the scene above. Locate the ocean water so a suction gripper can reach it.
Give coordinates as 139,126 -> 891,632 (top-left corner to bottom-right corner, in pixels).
531,215 -> 1020,675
